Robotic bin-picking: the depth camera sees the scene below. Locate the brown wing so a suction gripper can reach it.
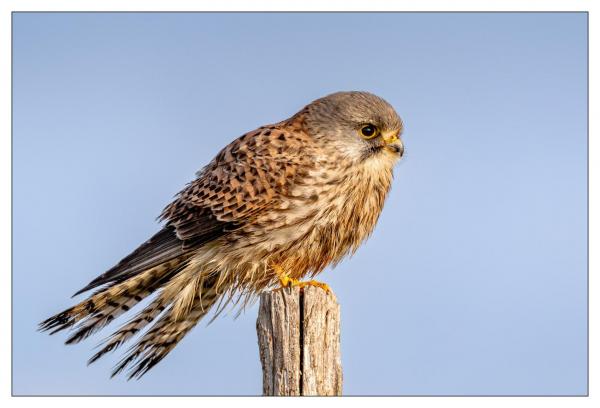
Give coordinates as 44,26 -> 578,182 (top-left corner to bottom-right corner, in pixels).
76,122 -> 312,295
160,123 -> 312,247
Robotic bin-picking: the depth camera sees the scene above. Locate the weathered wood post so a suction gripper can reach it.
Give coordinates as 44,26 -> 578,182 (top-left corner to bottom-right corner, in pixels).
256,286 -> 342,396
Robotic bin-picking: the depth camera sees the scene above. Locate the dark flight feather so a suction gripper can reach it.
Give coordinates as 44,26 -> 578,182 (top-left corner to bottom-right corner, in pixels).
73,213 -> 231,297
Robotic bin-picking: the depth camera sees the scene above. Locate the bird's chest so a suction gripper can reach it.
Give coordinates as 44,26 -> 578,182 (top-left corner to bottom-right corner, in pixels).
281,161 -> 393,276
322,168 -> 391,245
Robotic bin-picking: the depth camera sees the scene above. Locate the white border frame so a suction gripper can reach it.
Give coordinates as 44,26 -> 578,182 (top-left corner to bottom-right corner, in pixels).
2,1 -> 595,407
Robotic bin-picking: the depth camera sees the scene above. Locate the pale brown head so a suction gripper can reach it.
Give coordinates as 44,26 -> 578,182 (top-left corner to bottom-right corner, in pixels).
301,91 -> 404,163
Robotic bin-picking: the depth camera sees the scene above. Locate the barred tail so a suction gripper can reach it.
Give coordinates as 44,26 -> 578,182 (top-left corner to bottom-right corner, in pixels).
109,275 -> 220,379
87,296 -> 166,364
40,251 -> 224,379
38,223 -> 231,379
38,257 -> 186,342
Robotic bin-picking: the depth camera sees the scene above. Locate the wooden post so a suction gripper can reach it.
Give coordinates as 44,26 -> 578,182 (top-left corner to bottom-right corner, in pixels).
256,286 -> 342,396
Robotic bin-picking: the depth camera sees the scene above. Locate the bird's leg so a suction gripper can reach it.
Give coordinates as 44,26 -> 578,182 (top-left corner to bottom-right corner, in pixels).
272,264 -> 331,294
272,264 -> 299,288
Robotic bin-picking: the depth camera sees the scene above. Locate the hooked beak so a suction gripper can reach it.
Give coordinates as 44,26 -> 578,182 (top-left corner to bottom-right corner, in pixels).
382,132 -> 404,157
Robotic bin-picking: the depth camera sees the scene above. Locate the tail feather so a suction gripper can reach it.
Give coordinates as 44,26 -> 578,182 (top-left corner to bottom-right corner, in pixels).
111,277 -> 219,379
64,261 -> 185,345
39,257 -> 185,340
88,296 -> 166,365
65,288 -> 150,345
40,252 -> 224,379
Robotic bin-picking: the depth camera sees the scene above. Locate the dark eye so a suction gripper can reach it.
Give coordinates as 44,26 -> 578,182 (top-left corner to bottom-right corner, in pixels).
359,124 -> 379,139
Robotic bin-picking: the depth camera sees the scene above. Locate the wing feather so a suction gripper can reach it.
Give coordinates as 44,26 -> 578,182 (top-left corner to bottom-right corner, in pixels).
76,123 -> 312,296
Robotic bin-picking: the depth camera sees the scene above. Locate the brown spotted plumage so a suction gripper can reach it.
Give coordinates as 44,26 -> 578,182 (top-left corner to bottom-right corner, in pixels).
40,91 -> 404,379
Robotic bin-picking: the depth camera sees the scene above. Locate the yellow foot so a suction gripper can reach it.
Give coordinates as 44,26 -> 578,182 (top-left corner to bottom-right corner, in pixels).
294,280 -> 331,294
272,264 -> 331,294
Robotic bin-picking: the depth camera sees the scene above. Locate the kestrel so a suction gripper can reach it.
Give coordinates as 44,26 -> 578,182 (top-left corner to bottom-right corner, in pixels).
40,91 -> 404,379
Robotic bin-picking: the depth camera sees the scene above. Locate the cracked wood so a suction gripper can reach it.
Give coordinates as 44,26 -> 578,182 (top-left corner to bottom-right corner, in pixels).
256,286 -> 342,396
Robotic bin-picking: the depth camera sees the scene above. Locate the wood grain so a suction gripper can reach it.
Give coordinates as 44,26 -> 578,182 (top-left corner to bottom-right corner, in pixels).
256,286 -> 342,396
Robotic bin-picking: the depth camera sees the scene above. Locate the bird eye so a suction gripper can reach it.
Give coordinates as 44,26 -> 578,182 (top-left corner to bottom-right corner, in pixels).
359,124 -> 379,140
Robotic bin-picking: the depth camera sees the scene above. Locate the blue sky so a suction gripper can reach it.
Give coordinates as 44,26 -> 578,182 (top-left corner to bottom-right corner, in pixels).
12,12 -> 587,395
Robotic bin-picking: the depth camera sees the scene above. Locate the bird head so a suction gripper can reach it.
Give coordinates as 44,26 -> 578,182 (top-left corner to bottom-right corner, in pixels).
301,91 -> 404,164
